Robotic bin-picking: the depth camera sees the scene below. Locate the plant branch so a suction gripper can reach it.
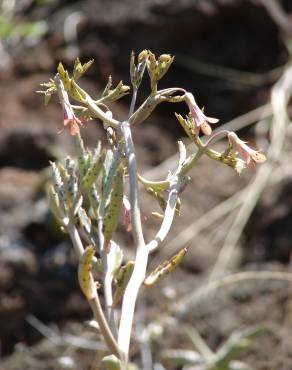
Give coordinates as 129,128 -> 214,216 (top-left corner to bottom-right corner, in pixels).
89,296 -> 121,358
118,121 -> 147,363
85,95 -> 120,128
66,223 -> 120,358
129,88 -> 185,125
97,224 -> 119,338
120,121 -> 145,247
147,176 -> 180,253
66,222 -> 85,257
147,142 -> 193,253
128,87 -> 138,118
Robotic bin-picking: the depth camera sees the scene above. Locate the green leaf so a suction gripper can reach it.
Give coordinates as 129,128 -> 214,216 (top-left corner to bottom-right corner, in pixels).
47,184 -> 62,221
100,145 -> 122,214
18,21 -> 47,38
73,58 -> 94,80
215,325 -> 265,369
104,80 -> 130,102
78,207 -> 91,233
113,261 -> 135,307
81,148 -> 105,189
175,113 -> 195,140
102,164 -> 124,247
102,75 -> 113,97
107,241 -> 123,277
50,161 -> 65,201
58,161 -> 78,208
75,134 -> 90,178
78,245 -> 96,300
0,16 -> 14,38
87,184 -> 99,219
161,349 -> 203,367
44,92 -> 51,105
144,248 -> 187,286
73,195 -> 83,216
57,62 -> 71,91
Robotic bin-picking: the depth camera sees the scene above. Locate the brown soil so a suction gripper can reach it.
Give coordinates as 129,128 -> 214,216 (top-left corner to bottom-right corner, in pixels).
1,1 -> 292,369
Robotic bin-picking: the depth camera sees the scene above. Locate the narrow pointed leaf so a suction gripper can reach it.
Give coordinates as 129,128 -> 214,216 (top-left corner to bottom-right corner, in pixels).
47,184 -> 62,220
78,245 -> 97,300
107,241 -> 123,278
75,134 -> 90,178
161,349 -> 203,367
78,207 -> 92,233
215,325 -> 265,369
81,148 -> 105,189
103,164 -> 124,247
144,247 -> 188,286
102,75 -> 113,97
113,261 -> 135,307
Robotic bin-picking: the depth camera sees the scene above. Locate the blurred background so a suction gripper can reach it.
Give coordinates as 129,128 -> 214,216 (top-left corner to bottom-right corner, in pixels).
1,0 -> 292,369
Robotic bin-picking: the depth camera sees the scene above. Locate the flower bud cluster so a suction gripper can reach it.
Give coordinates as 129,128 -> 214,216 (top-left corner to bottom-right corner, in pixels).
130,50 -> 148,89
147,51 -> 174,93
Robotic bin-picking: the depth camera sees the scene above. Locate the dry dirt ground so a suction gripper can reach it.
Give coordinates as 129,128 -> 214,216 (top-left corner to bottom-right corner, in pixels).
1,1 -> 292,369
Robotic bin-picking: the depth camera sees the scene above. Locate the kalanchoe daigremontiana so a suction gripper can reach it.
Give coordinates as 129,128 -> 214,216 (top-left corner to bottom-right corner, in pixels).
39,50 -> 266,369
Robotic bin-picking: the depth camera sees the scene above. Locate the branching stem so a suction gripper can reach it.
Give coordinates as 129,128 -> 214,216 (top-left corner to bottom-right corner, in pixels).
118,121 -> 147,364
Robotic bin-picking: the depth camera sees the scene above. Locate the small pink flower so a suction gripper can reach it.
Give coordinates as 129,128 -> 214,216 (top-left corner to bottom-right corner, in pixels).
184,92 -> 219,135
61,103 -> 83,136
228,132 -> 266,170
122,196 -> 132,232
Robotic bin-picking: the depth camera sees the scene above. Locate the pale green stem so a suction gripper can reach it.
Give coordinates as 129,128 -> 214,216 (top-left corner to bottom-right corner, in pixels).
204,129 -> 230,147
118,121 -> 147,364
98,219 -> 118,338
66,223 -> 120,359
181,147 -> 205,176
85,95 -> 120,128
138,174 -> 170,191
147,176 -> 179,253
147,140 -> 203,253
128,87 -> 138,118
89,296 -> 121,358
158,87 -> 186,95
66,222 -> 84,257
120,121 -> 145,246
129,87 -> 185,126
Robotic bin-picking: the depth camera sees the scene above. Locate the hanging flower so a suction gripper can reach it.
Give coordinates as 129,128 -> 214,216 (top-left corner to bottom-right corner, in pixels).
184,92 -> 219,135
228,132 -> 266,170
61,102 -> 83,136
